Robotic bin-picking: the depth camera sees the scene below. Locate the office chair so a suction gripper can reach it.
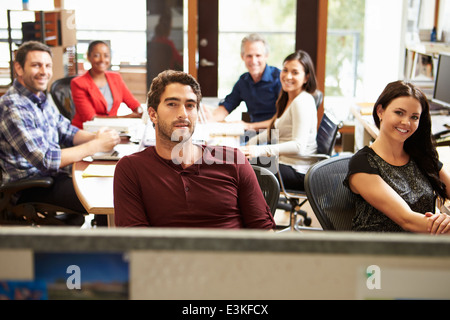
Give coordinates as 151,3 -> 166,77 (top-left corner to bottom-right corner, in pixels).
0,175 -> 85,226
304,154 -> 356,231
252,165 -> 280,217
277,112 -> 343,232
50,75 -> 77,121
50,75 -> 110,227
312,89 -> 323,109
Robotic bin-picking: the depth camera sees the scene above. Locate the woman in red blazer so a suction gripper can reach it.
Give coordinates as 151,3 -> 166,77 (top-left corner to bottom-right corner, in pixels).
71,40 -> 142,129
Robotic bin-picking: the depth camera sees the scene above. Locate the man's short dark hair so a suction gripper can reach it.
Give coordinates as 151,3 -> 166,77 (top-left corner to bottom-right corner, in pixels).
14,41 -> 52,68
147,70 -> 202,111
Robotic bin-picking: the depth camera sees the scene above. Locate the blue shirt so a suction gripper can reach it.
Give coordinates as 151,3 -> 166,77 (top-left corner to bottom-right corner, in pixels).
0,80 -> 79,183
221,65 -> 281,122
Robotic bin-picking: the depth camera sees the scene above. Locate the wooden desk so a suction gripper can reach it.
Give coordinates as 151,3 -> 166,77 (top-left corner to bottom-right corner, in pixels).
72,160 -> 116,227
338,123 -> 355,152
351,103 -> 379,150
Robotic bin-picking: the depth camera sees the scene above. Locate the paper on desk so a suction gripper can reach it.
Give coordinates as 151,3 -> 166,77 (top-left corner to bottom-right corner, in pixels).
82,164 -> 116,177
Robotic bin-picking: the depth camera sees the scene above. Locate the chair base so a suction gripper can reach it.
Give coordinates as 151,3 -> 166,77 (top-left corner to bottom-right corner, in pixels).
276,209 -> 323,233
1,203 -> 85,227
277,203 -> 291,212
276,196 -> 312,231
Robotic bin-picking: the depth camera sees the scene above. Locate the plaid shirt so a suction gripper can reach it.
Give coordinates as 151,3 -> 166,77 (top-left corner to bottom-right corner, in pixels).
0,80 -> 79,183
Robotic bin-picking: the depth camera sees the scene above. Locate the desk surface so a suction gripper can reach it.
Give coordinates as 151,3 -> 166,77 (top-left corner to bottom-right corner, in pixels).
351,104 -> 379,140
72,160 -> 116,226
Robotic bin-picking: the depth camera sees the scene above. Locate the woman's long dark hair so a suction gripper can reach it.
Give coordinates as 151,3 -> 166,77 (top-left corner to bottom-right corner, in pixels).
267,50 -> 317,141
373,80 -> 446,200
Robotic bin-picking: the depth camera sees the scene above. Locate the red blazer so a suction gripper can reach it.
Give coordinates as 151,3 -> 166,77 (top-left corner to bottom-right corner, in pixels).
71,71 -> 141,129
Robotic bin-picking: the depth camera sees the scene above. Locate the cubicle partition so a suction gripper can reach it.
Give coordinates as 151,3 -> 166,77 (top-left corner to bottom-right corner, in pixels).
0,227 -> 449,301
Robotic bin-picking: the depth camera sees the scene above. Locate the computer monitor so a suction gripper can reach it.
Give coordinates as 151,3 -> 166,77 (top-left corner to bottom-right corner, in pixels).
432,53 -> 450,109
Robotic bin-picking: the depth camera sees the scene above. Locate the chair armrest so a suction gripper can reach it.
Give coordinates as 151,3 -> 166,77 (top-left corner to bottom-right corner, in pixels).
0,177 -> 54,194
291,154 -> 331,161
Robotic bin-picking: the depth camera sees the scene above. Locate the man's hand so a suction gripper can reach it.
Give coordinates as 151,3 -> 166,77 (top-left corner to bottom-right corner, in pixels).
95,127 -> 121,152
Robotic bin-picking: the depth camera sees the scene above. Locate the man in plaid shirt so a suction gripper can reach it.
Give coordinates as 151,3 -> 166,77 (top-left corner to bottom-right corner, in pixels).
0,41 -> 120,225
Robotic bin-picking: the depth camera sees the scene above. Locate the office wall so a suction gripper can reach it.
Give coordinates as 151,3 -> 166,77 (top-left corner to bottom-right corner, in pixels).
362,0 -> 405,102
130,250 -> 450,300
440,0 -> 450,43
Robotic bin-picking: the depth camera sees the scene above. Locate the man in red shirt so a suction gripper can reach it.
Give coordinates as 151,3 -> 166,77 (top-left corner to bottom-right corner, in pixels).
113,70 -> 275,229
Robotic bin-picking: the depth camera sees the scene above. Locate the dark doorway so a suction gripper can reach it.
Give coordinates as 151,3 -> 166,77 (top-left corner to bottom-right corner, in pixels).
197,0 -> 219,97
146,0 -> 184,91
195,0 -> 324,98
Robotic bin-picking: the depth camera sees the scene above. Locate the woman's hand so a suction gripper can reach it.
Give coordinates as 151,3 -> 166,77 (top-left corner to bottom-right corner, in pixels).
425,212 -> 450,234
122,111 -> 142,118
241,120 -> 253,131
239,145 -> 258,160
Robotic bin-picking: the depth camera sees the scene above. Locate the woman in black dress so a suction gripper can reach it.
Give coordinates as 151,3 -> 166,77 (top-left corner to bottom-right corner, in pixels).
345,81 -> 450,234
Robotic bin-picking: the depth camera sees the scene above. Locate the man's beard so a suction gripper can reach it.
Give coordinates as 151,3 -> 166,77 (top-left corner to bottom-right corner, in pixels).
157,119 -> 195,143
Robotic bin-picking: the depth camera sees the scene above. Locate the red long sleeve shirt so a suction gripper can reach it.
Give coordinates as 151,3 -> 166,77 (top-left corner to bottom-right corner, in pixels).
113,145 -> 275,229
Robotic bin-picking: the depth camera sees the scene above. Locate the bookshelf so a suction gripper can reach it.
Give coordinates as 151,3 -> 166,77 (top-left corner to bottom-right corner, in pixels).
404,42 -> 450,97
6,9 -> 78,86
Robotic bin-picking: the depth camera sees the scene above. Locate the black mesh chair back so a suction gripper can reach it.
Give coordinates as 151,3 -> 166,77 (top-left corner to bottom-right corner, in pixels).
252,165 -> 280,216
50,75 -> 77,120
317,113 -> 341,155
304,154 -> 356,231
313,90 -> 323,110
276,112 -> 343,231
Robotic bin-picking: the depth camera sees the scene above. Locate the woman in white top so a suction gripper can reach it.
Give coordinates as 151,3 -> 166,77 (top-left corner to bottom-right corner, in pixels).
241,50 -> 318,190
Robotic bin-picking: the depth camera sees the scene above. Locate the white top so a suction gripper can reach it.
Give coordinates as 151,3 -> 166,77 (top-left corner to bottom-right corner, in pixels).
248,91 -> 318,174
